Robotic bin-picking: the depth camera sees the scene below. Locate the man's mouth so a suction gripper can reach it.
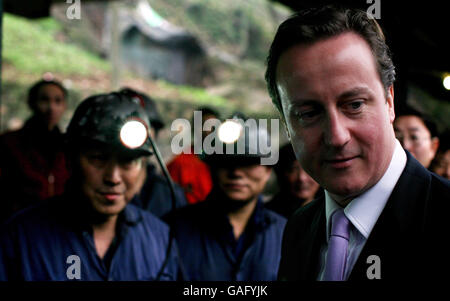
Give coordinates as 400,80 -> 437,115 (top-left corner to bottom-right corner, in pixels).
324,156 -> 358,169
225,183 -> 246,190
99,192 -> 122,201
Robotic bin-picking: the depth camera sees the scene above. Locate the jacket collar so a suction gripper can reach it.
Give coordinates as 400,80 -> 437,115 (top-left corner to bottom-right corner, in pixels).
23,116 -> 61,135
348,151 -> 431,280
298,198 -> 327,280
120,204 -> 143,226
60,191 -> 143,231
203,191 -> 270,234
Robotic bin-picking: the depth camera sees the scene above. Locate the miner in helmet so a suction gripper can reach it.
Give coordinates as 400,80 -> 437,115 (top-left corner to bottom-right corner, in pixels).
0,91 -> 178,281
166,113 -> 286,281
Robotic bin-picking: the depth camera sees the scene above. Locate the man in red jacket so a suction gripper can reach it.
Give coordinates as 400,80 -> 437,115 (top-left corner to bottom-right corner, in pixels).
167,107 -> 219,204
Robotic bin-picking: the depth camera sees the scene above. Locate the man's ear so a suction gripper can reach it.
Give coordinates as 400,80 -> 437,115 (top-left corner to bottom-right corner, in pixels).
431,137 -> 440,155
279,111 -> 291,141
386,85 -> 395,123
285,124 -> 291,142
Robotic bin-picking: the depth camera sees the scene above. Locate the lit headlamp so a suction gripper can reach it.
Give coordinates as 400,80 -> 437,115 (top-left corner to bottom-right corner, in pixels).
218,119 -> 243,144
444,74 -> 450,90
119,118 -> 149,149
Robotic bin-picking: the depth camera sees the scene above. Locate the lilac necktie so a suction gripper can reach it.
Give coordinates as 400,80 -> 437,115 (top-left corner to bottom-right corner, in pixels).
323,209 -> 351,281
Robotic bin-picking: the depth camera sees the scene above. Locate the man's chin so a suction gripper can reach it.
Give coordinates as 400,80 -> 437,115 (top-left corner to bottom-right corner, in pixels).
326,184 -> 365,203
92,203 -> 126,217
293,189 -> 313,200
225,191 -> 250,202
224,193 -> 257,209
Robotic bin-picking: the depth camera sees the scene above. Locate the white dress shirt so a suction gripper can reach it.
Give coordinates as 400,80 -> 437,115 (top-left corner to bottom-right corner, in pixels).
317,139 -> 407,280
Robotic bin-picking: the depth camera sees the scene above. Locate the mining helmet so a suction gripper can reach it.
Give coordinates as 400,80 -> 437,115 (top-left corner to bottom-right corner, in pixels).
66,92 -> 152,156
204,112 -> 273,166
120,87 -> 165,132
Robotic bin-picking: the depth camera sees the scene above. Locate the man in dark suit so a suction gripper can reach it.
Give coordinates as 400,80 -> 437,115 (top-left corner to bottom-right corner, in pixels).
264,6 -> 450,281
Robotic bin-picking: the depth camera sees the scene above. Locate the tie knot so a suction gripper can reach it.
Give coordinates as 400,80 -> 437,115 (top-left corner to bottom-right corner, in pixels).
330,209 -> 350,240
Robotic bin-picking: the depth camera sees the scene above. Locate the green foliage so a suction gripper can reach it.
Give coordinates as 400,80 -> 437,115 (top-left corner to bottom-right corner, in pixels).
2,13 -> 110,75
157,80 -> 233,108
1,2 -> 285,131
1,80 -> 30,122
149,0 -> 289,61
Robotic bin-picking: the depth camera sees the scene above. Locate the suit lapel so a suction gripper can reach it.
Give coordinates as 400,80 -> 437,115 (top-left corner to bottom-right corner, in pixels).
349,153 -> 430,280
300,199 -> 326,280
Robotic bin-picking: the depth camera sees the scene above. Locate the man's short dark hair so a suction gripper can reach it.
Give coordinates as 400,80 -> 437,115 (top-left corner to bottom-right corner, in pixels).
196,106 -> 219,119
265,5 -> 396,114
190,106 -> 220,136
27,79 -> 67,112
438,130 -> 450,152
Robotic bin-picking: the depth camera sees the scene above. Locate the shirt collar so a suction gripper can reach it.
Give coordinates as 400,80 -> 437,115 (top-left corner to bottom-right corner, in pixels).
325,139 -> 407,239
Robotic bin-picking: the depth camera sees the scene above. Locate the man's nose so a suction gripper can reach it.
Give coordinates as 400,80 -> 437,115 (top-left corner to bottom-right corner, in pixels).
298,169 -> 310,183
324,111 -> 351,148
103,161 -> 122,186
226,166 -> 244,178
48,99 -> 60,113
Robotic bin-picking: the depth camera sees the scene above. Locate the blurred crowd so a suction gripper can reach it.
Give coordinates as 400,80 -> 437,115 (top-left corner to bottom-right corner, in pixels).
0,77 -> 448,281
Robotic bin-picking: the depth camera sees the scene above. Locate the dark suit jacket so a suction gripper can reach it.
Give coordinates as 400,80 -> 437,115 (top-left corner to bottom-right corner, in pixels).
278,151 -> 450,281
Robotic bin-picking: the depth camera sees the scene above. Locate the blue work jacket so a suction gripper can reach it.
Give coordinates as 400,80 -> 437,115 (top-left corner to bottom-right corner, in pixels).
0,196 -> 178,281
167,193 -> 287,281
131,164 -> 187,218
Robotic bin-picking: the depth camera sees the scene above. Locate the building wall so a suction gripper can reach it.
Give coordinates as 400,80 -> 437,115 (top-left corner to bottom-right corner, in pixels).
121,27 -> 206,86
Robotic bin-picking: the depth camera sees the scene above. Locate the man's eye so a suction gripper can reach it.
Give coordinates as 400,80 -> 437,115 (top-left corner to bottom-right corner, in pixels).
300,111 -> 318,118
88,154 -> 107,162
410,135 -> 419,141
346,100 -> 364,111
118,157 -> 142,169
295,109 -> 321,124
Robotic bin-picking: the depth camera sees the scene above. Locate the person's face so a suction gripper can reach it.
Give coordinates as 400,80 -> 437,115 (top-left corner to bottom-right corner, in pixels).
432,150 -> 450,180
79,147 -> 144,217
394,115 -> 439,168
124,157 -> 148,201
283,160 -> 320,203
149,127 -> 157,140
276,32 -> 396,202
216,164 -> 272,203
35,84 -> 67,130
